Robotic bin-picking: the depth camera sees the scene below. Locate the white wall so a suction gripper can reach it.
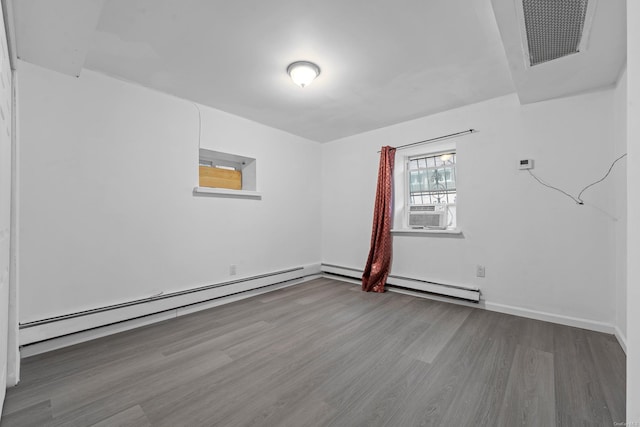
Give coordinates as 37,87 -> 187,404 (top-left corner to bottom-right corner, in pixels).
17,61 -> 322,324
322,91 -> 619,329
627,0 -> 639,420
613,68 -> 627,348
0,2 -> 13,410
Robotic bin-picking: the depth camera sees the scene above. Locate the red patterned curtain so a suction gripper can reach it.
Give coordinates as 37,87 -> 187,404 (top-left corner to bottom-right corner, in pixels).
362,146 -> 396,293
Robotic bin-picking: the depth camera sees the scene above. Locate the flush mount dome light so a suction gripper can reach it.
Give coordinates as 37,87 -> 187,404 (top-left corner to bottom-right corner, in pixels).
287,61 -> 320,88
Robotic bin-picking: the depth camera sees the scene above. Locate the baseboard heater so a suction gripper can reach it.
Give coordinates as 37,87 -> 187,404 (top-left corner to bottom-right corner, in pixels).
321,263 -> 480,303
20,265 -> 321,346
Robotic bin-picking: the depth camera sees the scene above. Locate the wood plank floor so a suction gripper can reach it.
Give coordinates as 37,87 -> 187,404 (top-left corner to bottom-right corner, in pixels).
1,278 -> 626,426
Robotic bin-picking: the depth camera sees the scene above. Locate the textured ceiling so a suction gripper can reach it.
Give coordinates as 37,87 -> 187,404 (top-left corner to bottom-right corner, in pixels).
10,0 -> 626,143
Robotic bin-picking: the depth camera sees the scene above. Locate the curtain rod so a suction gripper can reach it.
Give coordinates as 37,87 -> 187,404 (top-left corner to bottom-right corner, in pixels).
378,128 -> 476,153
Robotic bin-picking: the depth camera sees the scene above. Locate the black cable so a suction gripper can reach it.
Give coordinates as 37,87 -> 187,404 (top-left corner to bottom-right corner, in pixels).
577,153 -> 627,203
527,170 -> 583,204
526,153 -> 627,205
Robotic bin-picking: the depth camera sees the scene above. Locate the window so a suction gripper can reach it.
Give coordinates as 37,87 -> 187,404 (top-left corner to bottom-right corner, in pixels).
199,161 -> 242,190
406,150 -> 457,229
194,149 -> 261,198
197,148 -> 257,191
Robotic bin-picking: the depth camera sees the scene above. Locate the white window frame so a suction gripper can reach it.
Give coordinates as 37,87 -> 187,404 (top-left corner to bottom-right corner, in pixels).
392,140 -> 461,235
406,149 -> 457,228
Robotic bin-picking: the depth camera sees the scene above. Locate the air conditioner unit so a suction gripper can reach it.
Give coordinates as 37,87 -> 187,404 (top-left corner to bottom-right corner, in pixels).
408,204 -> 447,229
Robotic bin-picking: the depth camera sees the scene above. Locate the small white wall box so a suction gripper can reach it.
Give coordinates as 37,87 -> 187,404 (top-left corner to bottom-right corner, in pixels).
519,159 -> 534,170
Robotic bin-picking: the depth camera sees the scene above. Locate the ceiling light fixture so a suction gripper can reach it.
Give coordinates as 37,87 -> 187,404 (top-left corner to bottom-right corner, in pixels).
287,61 -> 321,88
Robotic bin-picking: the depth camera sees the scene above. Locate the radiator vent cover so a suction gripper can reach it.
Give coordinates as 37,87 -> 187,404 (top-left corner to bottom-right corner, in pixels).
522,0 -> 589,66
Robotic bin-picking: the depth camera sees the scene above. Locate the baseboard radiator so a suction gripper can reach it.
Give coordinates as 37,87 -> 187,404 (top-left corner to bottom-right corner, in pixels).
20,264 -> 321,347
321,263 -> 480,303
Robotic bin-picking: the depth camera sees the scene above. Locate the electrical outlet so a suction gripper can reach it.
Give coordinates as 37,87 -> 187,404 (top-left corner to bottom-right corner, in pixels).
476,265 -> 486,278
230,264 -> 237,276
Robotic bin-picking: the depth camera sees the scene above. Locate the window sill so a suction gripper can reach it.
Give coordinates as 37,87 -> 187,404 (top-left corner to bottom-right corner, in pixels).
391,228 -> 462,236
193,187 -> 262,199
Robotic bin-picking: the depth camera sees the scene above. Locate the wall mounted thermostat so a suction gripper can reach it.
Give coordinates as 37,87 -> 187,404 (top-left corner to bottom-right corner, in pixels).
519,159 -> 534,170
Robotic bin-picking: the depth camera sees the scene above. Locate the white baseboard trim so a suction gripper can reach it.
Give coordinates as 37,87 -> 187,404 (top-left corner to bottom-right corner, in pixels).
19,264 -> 321,352
614,325 -> 627,354
483,301 -> 615,335
20,263 -> 625,357
321,267 -> 619,338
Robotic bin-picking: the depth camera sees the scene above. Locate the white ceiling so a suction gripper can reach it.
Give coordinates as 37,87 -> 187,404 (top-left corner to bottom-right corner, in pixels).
9,0 -> 626,143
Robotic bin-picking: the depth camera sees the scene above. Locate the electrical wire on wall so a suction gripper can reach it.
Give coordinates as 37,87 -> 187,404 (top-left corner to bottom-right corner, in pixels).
527,153 -> 627,205
193,102 -> 202,147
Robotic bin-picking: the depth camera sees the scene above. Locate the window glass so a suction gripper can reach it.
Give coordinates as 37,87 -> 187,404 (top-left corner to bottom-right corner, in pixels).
407,150 -> 457,227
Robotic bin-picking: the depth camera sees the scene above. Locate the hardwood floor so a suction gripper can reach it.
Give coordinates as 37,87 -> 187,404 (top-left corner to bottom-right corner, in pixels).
1,278 -> 626,426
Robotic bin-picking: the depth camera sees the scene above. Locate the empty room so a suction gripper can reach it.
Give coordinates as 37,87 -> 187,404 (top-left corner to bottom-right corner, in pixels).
0,0 -> 638,425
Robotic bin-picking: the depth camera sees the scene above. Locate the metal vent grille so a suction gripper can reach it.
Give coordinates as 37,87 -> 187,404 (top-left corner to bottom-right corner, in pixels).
522,0 -> 589,66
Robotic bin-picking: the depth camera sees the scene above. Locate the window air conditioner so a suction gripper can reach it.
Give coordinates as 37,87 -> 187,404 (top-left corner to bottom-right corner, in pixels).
408,204 -> 447,229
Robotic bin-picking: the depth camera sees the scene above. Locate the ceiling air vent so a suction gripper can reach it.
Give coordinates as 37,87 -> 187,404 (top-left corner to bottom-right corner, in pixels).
521,0 -> 591,66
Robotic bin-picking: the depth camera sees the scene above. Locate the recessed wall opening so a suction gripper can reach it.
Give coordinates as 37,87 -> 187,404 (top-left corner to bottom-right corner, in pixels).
198,148 -> 257,192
